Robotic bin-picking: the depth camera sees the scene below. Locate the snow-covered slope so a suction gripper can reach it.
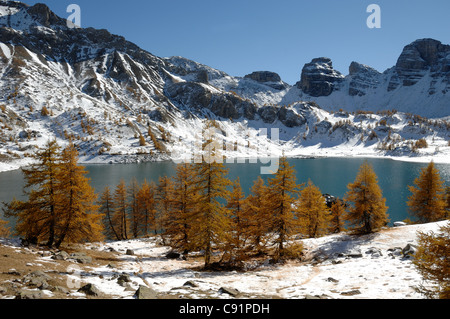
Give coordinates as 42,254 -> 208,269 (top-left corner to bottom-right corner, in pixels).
0,1 -> 449,172
1,221 -> 446,299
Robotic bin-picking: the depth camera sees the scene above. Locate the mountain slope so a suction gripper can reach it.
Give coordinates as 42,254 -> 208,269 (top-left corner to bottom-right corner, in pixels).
0,1 -> 449,171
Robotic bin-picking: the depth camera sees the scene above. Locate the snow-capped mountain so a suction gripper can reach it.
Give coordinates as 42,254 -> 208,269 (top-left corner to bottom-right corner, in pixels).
0,1 -> 448,171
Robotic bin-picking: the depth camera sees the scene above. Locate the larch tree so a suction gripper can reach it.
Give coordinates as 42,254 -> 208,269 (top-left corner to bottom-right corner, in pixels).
113,180 -> 129,240
0,216 -> 10,238
344,161 -> 389,234
225,177 -> 246,261
54,143 -> 103,248
329,200 -> 347,234
136,180 -> 157,237
296,179 -> 330,238
242,176 -> 270,254
128,177 -> 141,238
4,140 -> 62,246
99,186 -> 120,240
165,163 -> 198,253
407,161 -> 447,223
189,122 -> 231,267
156,176 -> 175,244
413,222 -> 450,299
265,156 -> 301,260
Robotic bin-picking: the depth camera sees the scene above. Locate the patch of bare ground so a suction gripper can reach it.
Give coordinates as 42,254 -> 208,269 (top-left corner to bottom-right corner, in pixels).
0,240 -> 123,299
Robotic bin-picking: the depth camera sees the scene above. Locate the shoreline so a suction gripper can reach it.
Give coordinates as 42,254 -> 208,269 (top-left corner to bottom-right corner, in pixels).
1,151 -> 450,174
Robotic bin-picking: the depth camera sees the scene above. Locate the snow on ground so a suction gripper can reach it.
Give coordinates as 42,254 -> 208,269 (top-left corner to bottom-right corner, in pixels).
27,221 -> 446,300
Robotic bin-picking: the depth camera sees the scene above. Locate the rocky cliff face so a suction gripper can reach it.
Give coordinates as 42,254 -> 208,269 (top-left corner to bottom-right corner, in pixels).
297,57 -> 345,97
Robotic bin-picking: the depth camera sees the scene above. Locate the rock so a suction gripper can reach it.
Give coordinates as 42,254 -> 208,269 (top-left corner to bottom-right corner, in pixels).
348,61 -> 381,96
78,283 -> 101,297
51,286 -> 69,294
244,71 -> 287,90
219,287 -> 240,297
0,286 -> 7,295
402,244 -> 418,257
340,290 -> 361,296
365,247 -> 383,258
326,277 -> 339,283
70,252 -> 92,264
183,280 -> 199,288
297,57 -> 345,97
15,289 -> 43,299
117,274 -> 132,286
134,285 -> 158,299
393,221 -> 407,227
23,271 -> 51,289
125,249 -> 134,256
52,251 -> 69,260
346,249 -> 363,258
166,251 -> 182,259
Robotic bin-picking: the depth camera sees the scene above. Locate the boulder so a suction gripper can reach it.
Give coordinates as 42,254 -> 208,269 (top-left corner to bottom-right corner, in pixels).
15,289 -> 43,299
22,271 -> 51,289
70,252 -> 92,264
402,244 -> 418,257
219,287 -> 240,297
117,274 -> 132,286
52,251 -> 70,260
125,249 -> 134,256
78,283 -> 101,297
134,285 -> 158,299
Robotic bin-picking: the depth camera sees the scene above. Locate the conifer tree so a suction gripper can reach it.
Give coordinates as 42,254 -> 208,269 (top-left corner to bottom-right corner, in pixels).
99,186 -> 120,240
413,223 -> 450,299
166,163 -> 198,253
136,180 -> 157,237
156,176 -> 174,243
113,180 -> 129,240
329,200 -> 346,234
407,162 -> 447,223
242,176 -> 270,253
344,161 -> 389,234
4,140 -> 62,246
296,179 -> 329,238
54,143 -> 103,247
189,123 -> 231,267
0,216 -> 10,238
225,177 -> 246,261
265,156 -> 301,260
128,177 -> 141,238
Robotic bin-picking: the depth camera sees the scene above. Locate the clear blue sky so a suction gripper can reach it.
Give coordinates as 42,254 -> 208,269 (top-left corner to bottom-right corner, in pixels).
20,0 -> 450,84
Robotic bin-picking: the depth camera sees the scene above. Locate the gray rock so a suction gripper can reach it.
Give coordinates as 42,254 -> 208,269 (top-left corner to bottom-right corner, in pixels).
15,289 -> 43,299
70,252 -> 92,264
298,57 -> 345,97
23,271 -> 51,289
52,250 -> 70,260
219,287 -> 240,297
341,289 -> 361,296
402,244 -> 418,257
117,274 -> 132,286
126,249 -> 134,256
134,285 -> 158,299
78,283 -> 101,297
183,280 -> 199,288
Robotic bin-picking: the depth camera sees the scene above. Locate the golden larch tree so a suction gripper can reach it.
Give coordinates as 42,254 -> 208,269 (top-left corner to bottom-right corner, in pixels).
156,176 -> 175,244
265,156 -> 301,260
407,161 -> 447,223
136,179 -> 158,237
242,176 -> 270,254
99,186 -> 120,240
4,140 -> 62,246
54,143 -> 103,247
128,177 -> 141,238
329,200 -> 347,234
413,222 -> 450,299
344,161 -> 389,234
224,177 -> 247,261
113,180 -> 129,240
296,179 -> 330,238
165,163 -> 198,253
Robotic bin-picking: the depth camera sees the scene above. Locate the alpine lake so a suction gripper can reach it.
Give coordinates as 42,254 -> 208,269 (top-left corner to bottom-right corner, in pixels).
1,157 -> 449,229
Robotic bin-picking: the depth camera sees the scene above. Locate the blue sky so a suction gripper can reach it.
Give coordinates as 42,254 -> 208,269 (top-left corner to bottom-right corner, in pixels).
20,0 -> 450,84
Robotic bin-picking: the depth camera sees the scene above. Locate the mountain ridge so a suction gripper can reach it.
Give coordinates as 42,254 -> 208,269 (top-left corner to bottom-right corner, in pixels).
0,1 -> 448,171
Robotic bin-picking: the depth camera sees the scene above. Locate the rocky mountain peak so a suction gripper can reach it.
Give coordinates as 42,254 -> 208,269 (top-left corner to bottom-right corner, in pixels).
297,57 -> 344,97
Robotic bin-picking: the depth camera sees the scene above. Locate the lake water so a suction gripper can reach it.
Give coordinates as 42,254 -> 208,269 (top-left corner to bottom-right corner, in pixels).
1,157 -> 449,229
